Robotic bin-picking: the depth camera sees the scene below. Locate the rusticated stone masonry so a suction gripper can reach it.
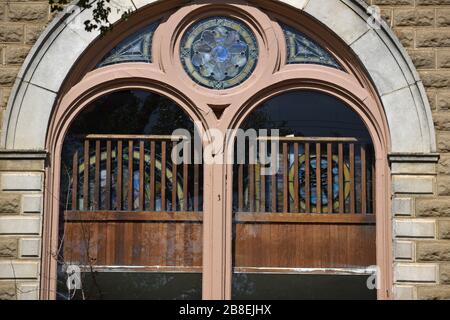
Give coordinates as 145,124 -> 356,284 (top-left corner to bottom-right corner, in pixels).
368,0 -> 450,300
0,1 -> 51,300
0,1 -> 50,121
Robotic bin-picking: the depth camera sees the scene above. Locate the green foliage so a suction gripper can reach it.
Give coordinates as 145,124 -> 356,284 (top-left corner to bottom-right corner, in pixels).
49,0 -> 132,34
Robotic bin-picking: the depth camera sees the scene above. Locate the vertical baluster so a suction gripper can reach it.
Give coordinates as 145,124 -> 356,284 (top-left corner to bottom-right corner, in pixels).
83,140 -> 90,211
349,143 -> 355,214
260,166 -> 266,213
293,143 -> 299,213
71,150 -> 78,211
106,140 -> 112,210
327,143 -> 333,214
128,140 -> 134,211
238,163 -> 244,212
172,141 -> 178,212
194,163 -> 199,212
139,140 -> 145,211
338,143 -> 344,213
116,141 -> 123,211
315,143 -> 321,214
271,168 -> 277,213
94,140 -> 101,210
182,143 -> 189,212
361,144 -> 367,215
193,145 -> 199,212
248,138 -> 255,212
249,163 -> 255,212
150,141 -> 156,211
161,141 -> 167,212
283,142 -> 288,213
305,143 -> 311,213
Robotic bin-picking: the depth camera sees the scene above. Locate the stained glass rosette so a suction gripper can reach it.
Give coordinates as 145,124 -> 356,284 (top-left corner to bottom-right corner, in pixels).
180,17 -> 259,90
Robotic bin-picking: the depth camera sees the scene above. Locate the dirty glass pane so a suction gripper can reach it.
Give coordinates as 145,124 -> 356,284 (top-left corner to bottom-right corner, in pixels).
233,274 -> 376,300
232,91 -> 376,300
58,90 -> 203,300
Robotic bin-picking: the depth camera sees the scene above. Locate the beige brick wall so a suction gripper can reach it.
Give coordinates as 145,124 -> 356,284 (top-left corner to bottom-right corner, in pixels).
369,0 -> 450,300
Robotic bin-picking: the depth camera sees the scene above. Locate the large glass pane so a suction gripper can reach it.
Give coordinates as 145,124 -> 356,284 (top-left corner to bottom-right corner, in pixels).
232,91 -> 377,300
58,90 -> 203,300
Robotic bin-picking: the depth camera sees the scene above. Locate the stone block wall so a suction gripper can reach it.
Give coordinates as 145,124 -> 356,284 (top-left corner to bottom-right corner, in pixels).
369,0 -> 450,300
0,157 -> 45,300
0,1 -> 51,300
0,0 -> 448,300
0,1 -> 51,121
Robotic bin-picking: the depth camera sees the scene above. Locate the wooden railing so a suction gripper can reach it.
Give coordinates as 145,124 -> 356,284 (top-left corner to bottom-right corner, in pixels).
69,134 -> 203,213
233,137 -> 375,217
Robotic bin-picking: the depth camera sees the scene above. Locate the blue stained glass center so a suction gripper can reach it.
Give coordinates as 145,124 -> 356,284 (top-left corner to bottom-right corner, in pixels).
180,17 -> 259,90
213,46 -> 230,62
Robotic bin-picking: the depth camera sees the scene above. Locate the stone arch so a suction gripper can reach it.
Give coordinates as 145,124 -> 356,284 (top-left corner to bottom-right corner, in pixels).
0,0 -> 436,156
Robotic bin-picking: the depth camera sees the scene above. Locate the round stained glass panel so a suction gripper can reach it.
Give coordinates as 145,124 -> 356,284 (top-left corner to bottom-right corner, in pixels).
180,17 -> 259,90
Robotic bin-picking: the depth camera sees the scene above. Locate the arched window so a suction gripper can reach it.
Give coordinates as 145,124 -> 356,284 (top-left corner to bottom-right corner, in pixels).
58,90 -> 203,300
41,2 -> 394,300
232,91 -> 376,299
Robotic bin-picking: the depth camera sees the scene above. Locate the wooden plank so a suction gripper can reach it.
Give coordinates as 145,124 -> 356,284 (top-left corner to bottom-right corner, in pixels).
115,221 -> 124,265
258,137 -> 360,142
94,140 -> 100,210
234,266 -> 376,275
150,141 -> 156,211
282,143 -> 289,213
172,142 -> 178,212
84,134 -> 187,141
64,211 -> 203,222
338,143 -> 344,213
234,223 -> 376,269
106,140 -> 112,210
327,143 -> 333,214
71,150 -> 78,211
293,143 -> 299,213
116,141 -> 123,211
361,145 -> 367,215
315,143 -> 321,214
234,212 -> 376,224
161,141 -> 167,212
305,143 -> 311,213
106,222 -> 116,265
80,266 -> 203,273
128,140 -> 134,211
83,140 -> 90,211
139,140 -> 145,211
349,143 -> 355,214
124,222 -> 133,265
